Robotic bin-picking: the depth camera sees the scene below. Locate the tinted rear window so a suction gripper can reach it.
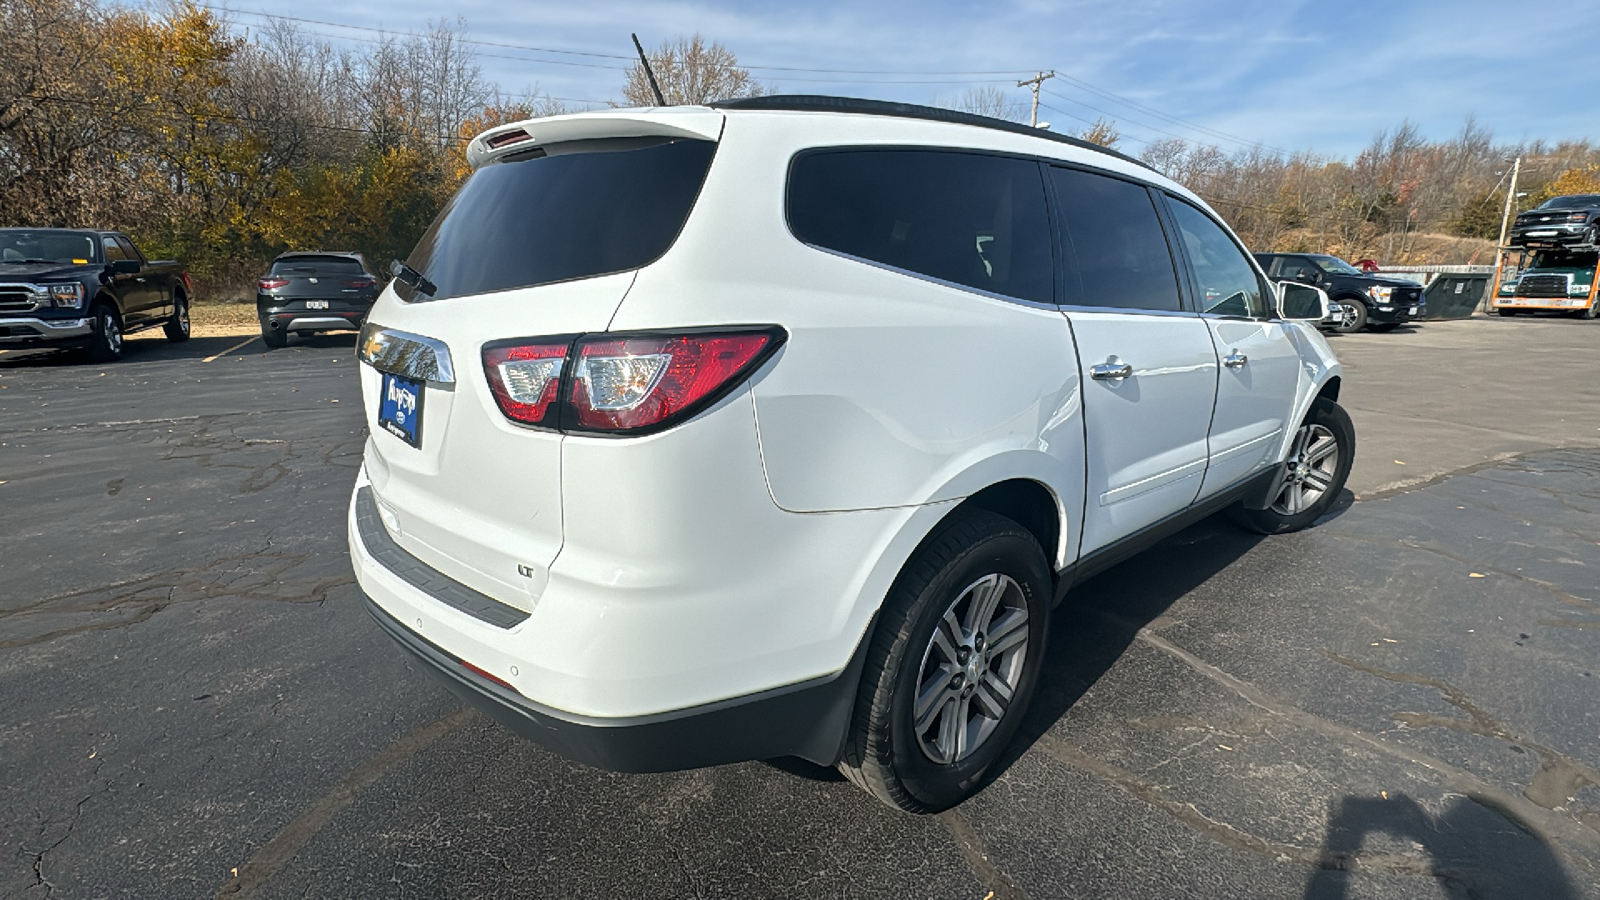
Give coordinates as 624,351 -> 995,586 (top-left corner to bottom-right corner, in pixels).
272,256 -> 367,276
401,137 -> 717,301
787,149 -> 1053,304
1049,167 -> 1181,312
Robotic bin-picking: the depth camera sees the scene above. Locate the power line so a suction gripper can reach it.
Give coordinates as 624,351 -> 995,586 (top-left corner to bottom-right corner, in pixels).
1050,72 -> 1285,155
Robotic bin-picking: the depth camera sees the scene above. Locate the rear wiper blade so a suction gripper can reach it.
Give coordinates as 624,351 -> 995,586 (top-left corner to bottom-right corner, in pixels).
389,260 -> 436,297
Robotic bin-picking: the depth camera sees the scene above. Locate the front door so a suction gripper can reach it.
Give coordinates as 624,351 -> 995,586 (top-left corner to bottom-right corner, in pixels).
1163,196 -> 1303,497
1049,166 -> 1219,557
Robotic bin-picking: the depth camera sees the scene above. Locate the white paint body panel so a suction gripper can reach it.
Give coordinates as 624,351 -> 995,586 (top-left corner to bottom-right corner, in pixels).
1064,311 -> 1217,555
349,105 -> 1343,722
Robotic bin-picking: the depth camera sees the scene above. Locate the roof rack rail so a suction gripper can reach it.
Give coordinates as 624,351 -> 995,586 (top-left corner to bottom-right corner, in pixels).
709,94 -> 1154,171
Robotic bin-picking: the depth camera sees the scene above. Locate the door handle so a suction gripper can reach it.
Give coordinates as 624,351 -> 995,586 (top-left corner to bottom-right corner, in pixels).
1090,360 -> 1133,381
1223,351 -> 1248,369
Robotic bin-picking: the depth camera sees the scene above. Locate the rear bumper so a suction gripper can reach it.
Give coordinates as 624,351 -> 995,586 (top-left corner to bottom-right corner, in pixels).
0,316 -> 93,344
364,594 -> 866,771
262,310 -> 367,333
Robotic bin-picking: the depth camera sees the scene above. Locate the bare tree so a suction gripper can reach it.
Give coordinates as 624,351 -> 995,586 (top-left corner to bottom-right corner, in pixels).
1078,118 -> 1120,149
622,35 -> 764,106
942,86 -> 1026,122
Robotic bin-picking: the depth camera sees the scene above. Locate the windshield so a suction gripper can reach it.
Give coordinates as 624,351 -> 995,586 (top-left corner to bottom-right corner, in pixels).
1527,249 -> 1597,269
271,256 -> 367,276
1310,255 -> 1362,275
1537,195 -> 1600,210
0,231 -> 99,265
400,137 -> 717,302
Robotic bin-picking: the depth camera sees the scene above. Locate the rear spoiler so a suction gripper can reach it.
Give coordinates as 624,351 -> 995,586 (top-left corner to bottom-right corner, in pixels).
465,108 -> 725,170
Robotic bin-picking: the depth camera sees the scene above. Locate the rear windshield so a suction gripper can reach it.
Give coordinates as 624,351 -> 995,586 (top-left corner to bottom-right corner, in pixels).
399,137 -> 717,302
271,256 -> 367,276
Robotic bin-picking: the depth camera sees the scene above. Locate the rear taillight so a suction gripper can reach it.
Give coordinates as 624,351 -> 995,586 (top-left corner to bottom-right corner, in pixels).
345,277 -> 377,289
483,338 -> 573,428
258,277 -> 288,290
480,328 -> 785,435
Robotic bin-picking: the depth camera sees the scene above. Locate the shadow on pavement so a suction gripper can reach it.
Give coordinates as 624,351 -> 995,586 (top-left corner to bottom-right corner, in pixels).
0,332 -> 356,368
1303,793 -> 1577,899
1000,511 -> 1268,774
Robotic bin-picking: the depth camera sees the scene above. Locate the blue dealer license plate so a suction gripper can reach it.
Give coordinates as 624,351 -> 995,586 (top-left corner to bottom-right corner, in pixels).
378,372 -> 424,448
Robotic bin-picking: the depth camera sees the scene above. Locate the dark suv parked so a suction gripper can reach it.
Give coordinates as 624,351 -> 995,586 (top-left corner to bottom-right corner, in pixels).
257,252 -> 380,348
1253,253 -> 1424,333
1510,195 -> 1600,248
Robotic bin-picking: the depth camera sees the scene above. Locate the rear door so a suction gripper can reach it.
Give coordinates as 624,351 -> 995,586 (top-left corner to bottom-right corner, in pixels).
1049,166 -> 1219,556
1163,195 -> 1302,497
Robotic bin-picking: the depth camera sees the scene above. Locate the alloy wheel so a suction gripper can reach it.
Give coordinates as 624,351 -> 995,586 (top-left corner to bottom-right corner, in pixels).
1337,303 -> 1360,330
913,572 -> 1031,765
1271,423 -> 1339,515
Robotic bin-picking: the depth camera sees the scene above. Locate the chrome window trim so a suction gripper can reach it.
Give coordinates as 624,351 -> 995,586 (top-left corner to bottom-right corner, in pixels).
1058,304 -> 1203,319
357,323 -> 457,385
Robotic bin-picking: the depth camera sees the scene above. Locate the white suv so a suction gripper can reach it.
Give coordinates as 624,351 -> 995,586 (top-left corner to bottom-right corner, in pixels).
349,96 -> 1351,813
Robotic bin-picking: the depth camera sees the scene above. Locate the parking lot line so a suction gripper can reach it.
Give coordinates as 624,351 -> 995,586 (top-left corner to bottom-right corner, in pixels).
203,335 -> 258,363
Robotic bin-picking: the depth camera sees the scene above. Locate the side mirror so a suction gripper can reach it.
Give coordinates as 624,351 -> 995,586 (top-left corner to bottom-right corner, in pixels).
110,259 -> 140,275
1276,281 -> 1331,321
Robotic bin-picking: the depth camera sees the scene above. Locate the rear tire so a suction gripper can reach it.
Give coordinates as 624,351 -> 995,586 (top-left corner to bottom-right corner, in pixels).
164,292 -> 191,341
838,510 -> 1049,813
1230,397 -> 1355,535
260,320 -> 287,349
1331,298 -> 1367,333
85,305 -> 123,363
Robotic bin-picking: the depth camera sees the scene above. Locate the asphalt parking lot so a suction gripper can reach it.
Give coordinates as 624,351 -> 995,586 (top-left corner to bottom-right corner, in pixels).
2,317 -> 1598,899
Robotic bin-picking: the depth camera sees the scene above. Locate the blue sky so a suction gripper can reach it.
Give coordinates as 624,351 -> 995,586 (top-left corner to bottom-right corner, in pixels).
212,0 -> 1596,159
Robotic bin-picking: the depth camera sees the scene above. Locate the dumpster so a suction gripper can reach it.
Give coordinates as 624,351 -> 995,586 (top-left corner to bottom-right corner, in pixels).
1377,266 -> 1494,319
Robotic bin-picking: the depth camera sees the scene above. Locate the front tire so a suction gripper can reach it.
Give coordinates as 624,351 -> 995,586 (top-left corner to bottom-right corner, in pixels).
85,305 -> 123,363
164,292 -> 191,341
1331,298 -> 1368,333
1231,398 -> 1355,535
1496,308 -> 1517,317
838,510 -> 1049,813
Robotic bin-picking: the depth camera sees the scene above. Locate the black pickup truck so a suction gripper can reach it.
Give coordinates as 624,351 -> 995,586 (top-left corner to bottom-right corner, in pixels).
1253,252 -> 1425,333
0,228 -> 191,362
1510,194 -> 1600,248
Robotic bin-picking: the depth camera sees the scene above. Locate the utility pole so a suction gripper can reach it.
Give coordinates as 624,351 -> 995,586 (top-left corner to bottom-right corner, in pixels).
1492,156 -> 1522,306
1017,71 -> 1055,128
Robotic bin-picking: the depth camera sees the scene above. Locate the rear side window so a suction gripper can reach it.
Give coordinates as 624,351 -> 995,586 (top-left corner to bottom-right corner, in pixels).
272,256 -> 368,276
402,137 -> 717,301
787,149 -> 1053,304
1049,167 -> 1181,312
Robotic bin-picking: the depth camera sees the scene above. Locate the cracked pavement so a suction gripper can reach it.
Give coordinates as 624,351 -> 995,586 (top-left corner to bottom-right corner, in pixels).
1,319 -> 1597,898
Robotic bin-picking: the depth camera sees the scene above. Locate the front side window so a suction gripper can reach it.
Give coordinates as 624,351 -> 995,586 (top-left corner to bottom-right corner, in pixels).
1166,198 -> 1269,318
402,137 -> 717,302
102,238 -> 129,263
788,149 -> 1053,304
1273,256 -> 1321,281
1310,255 -> 1362,276
1050,167 -> 1182,312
